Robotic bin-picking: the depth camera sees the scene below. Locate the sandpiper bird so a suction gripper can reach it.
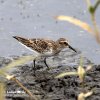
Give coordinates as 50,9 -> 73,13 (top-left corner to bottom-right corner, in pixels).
13,36 -> 77,74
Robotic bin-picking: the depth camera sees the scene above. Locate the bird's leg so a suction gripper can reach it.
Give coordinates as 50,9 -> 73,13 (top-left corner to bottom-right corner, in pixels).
44,57 -> 49,69
32,58 -> 36,76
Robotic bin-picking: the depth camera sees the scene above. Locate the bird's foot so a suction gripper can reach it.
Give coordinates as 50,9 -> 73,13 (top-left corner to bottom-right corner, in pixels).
46,67 -> 50,70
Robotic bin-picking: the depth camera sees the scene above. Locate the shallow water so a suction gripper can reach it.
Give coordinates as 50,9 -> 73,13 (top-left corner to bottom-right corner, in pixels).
0,0 -> 100,64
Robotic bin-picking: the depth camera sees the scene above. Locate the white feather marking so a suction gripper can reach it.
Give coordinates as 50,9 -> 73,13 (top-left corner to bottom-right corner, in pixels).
41,48 -> 54,57
18,42 -> 39,55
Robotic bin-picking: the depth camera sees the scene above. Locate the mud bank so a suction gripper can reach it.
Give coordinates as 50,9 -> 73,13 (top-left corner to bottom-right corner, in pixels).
0,50 -> 100,100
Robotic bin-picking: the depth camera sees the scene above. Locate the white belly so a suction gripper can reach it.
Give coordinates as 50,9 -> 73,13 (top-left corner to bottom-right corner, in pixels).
41,49 -> 61,57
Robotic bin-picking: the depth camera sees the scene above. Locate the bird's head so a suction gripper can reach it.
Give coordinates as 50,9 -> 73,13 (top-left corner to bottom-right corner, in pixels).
57,38 -> 77,52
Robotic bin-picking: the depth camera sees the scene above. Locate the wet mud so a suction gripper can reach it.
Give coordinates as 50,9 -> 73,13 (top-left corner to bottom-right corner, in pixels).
0,50 -> 100,100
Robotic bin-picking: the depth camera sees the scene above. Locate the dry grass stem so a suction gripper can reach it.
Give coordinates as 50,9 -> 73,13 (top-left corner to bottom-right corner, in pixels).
86,0 -> 91,8
8,75 -> 38,100
86,0 -> 100,43
77,66 -> 85,82
56,15 -> 94,34
0,82 -> 5,100
0,55 -> 35,73
0,55 -> 39,100
55,65 -> 92,83
91,13 -> 100,43
78,91 -> 93,100
55,72 -> 77,78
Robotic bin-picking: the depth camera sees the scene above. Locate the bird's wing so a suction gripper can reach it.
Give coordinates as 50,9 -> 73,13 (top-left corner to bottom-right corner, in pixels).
13,36 -> 57,53
30,38 -> 57,53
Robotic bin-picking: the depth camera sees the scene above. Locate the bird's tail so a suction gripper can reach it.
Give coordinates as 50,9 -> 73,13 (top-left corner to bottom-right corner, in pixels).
13,36 -> 31,46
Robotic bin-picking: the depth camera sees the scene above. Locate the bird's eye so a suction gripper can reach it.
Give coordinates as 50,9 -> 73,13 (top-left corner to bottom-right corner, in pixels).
64,42 -> 67,45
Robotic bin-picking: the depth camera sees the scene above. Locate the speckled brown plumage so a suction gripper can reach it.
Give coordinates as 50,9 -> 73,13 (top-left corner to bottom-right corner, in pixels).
13,36 -> 65,55
13,36 -> 77,55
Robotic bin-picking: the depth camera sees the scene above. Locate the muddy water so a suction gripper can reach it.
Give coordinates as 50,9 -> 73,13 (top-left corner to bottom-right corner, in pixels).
0,0 -> 100,64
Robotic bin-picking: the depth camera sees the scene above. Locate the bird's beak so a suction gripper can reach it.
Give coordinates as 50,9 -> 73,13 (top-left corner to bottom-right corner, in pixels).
68,45 -> 77,53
